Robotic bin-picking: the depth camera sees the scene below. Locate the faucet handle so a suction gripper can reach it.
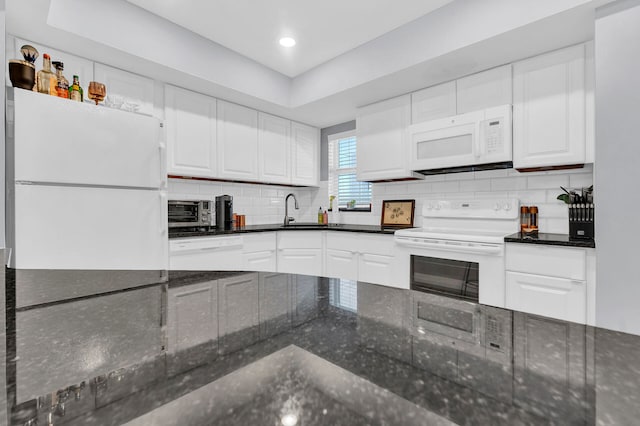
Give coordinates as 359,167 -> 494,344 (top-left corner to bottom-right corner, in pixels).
288,217 -> 295,223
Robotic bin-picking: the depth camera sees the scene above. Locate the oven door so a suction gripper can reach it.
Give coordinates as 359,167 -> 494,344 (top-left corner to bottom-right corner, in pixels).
396,237 -> 506,308
168,201 -> 200,228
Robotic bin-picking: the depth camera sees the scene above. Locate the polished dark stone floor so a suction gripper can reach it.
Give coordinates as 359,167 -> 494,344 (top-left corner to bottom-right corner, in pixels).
2,269 -> 639,425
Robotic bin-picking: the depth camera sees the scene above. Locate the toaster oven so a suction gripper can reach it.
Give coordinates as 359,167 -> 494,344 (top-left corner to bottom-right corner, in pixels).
168,200 -> 212,228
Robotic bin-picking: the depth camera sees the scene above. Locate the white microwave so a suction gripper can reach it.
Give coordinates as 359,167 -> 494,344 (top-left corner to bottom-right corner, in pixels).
409,105 -> 512,174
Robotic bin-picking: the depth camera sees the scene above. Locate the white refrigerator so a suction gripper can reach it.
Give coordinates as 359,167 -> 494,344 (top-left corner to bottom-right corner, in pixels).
6,88 -> 168,270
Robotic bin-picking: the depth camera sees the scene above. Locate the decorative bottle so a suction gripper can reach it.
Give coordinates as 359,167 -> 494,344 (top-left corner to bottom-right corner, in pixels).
36,53 -> 57,95
69,75 -> 83,102
52,61 -> 69,99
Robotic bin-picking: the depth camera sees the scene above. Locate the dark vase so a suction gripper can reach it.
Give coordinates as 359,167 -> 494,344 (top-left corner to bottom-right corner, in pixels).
9,60 -> 36,90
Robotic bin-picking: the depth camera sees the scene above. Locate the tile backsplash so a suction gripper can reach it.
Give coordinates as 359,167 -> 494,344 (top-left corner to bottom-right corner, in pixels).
169,165 -> 593,233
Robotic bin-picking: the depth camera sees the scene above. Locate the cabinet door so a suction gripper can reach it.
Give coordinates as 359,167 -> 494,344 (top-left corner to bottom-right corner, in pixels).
277,232 -> 323,276
411,81 -> 456,123
325,249 -> 358,280
513,44 -> 586,169
94,63 -> 155,116
358,253 -> 395,287
278,249 -> 323,276
165,85 -> 217,177
218,273 -> 259,353
217,100 -> 259,181
243,232 -> 277,272
167,280 -> 218,354
291,122 -> 319,186
357,95 -> 412,181
506,271 -> 586,323
291,275 -> 318,326
456,65 -> 512,113
259,113 -> 291,184
259,273 -> 291,338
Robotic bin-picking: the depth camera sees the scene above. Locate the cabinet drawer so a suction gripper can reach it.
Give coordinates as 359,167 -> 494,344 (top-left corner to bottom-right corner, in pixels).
326,232 -> 356,250
506,272 -> 586,323
506,244 -> 586,280
242,232 -> 276,253
354,234 -> 396,256
277,231 -> 323,249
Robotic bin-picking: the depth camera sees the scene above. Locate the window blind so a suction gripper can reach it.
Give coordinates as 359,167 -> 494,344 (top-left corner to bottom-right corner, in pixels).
328,135 -> 372,208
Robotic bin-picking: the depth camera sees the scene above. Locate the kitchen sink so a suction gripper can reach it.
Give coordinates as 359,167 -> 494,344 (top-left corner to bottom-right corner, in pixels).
280,223 -> 344,229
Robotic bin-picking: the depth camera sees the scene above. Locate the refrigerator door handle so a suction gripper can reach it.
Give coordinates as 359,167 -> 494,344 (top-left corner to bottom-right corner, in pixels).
160,192 -> 168,235
159,142 -> 167,188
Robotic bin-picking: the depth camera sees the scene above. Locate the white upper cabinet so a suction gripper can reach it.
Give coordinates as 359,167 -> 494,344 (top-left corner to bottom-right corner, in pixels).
456,65 -> 512,113
291,121 -> 320,186
11,37 -> 94,91
513,44 -> 586,169
258,112 -> 291,184
411,81 -> 456,124
94,63 -> 155,116
357,94 -> 417,181
217,100 -> 259,181
165,85 -> 217,177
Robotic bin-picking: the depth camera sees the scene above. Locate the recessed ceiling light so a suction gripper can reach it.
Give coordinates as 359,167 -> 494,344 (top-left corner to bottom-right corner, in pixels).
279,37 -> 296,47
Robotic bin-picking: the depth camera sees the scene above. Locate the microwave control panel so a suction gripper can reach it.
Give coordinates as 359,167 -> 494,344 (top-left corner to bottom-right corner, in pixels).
482,118 -> 504,154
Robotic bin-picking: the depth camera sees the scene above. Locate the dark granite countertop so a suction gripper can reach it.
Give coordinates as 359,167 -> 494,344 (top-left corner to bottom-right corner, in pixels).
505,232 -> 596,248
169,223 -> 399,238
4,269 -> 639,425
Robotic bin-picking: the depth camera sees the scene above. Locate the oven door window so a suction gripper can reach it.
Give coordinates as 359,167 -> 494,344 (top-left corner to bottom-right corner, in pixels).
168,203 -> 199,223
411,255 -> 479,302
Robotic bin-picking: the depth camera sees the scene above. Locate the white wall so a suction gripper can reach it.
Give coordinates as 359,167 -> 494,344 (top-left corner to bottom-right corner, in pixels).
594,0 -> 640,335
169,166 -> 593,231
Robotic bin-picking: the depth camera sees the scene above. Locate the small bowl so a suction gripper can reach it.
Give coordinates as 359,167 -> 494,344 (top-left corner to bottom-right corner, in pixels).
104,95 -> 123,109
9,60 -> 35,90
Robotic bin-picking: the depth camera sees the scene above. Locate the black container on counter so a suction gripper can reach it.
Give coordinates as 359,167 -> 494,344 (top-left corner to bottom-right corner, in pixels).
215,195 -> 233,230
569,203 -> 595,240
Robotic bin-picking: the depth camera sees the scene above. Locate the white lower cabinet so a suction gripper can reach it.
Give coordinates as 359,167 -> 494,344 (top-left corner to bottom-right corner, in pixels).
169,236 -> 243,270
243,232 -> 277,272
358,253 -> 395,286
325,233 -> 358,280
356,234 -> 397,287
277,231 -> 323,276
506,243 -> 594,324
506,271 -> 586,323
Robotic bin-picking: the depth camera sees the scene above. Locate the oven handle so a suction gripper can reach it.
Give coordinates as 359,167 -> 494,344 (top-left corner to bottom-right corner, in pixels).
395,237 -> 503,255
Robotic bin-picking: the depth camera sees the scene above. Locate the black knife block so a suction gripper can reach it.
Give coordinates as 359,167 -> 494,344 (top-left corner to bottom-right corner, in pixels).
568,203 -> 594,240
569,221 -> 594,240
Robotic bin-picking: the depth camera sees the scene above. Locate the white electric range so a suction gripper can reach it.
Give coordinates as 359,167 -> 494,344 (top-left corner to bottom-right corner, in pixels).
395,198 -> 519,308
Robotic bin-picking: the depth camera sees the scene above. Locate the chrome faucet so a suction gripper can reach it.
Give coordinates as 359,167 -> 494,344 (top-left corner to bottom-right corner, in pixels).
284,193 -> 299,226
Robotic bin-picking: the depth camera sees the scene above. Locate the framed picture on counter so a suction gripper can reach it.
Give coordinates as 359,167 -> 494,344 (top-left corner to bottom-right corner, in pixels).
381,199 -> 415,228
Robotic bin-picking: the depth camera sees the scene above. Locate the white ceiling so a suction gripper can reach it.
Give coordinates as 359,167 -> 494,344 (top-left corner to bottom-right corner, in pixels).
125,0 -> 454,77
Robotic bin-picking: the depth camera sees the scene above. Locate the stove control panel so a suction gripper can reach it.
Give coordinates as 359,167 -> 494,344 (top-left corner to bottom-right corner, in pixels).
423,199 -> 519,219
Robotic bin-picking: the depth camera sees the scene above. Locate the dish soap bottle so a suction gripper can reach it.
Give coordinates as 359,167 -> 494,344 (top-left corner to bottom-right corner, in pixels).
323,210 -> 328,225
318,207 -> 323,224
